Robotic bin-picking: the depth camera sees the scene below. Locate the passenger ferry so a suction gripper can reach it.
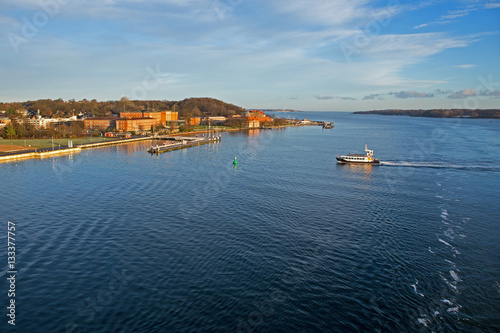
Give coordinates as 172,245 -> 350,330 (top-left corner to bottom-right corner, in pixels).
336,145 -> 380,164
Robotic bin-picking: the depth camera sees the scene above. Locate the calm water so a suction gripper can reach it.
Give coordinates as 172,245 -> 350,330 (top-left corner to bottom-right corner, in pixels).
1,112 -> 499,332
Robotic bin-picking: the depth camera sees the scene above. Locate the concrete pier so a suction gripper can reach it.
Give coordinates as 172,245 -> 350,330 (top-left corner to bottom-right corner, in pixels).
0,147 -> 82,163
148,136 -> 221,154
78,136 -> 151,149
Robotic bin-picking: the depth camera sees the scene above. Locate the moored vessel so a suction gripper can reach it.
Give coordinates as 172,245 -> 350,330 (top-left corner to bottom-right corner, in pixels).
323,121 -> 334,129
336,145 -> 380,164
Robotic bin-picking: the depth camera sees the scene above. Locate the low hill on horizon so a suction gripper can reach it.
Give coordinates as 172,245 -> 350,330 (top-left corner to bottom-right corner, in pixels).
353,109 -> 500,119
0,97 -> 247,118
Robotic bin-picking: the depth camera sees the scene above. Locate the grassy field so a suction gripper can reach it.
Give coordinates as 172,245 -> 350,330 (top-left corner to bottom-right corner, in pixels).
0,137 -> 116,149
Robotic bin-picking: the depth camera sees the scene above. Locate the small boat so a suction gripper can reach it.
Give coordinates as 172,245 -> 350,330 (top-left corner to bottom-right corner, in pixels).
323,121 -> 334,129
336,144 -> 380,164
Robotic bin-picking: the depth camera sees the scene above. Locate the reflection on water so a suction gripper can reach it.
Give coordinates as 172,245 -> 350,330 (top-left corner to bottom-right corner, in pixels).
115,140 -> 154,155
336,162 -> 376,180
248,128 -> 261,136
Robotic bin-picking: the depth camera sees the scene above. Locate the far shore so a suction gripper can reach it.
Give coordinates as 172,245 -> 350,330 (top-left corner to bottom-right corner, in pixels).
353,109 -> 500,119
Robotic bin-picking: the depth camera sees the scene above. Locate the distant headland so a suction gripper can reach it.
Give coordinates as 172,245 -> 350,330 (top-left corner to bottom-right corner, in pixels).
353,109 -> 500,118
253,109 -> 302,113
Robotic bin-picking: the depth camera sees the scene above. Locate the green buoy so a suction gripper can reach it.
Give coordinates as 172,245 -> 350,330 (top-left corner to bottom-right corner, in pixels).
233,156 -> 238,165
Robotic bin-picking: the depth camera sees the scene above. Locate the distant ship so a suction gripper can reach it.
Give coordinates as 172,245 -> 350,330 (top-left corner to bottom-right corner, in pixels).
336,145 -> 380,164
322,121 -> 334,129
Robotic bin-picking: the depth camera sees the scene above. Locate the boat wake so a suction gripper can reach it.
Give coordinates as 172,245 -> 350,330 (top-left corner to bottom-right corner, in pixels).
380,161 -> 500,172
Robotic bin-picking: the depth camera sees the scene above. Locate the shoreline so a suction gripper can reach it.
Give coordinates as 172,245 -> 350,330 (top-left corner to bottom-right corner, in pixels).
0,147 -> 82,163
353,109 -> 500,119
0,125 -> 301,164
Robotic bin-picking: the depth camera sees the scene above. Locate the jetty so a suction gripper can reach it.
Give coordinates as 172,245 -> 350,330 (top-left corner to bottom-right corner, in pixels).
147,135 -> 221,154
78,136 -> 150,150
0,147 -> 82,162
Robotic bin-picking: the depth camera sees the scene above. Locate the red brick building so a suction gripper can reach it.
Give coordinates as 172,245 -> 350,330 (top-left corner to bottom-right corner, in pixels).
120,111 -> 178,124
84,118 -> 117,130
116,118 -> 158,132
186,117 -> 202,126
245,111 -> 273,128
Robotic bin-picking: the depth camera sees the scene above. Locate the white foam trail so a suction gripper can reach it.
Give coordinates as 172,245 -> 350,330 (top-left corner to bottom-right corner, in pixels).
445,259 -> 456,267
380,161 -> 500,171
450,270 -> 462,282
438,238 -> 452,247
441,275 -> 458,291
411,279 -> 425,297
418,318 -> 430,327
447,306 -> 461,313
442,299 -> 453,306
428,247 -> 434,254
444,228 -> 455,240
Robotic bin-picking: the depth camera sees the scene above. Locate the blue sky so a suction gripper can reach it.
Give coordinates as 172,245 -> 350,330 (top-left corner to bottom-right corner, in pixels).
1,0 -> 499,110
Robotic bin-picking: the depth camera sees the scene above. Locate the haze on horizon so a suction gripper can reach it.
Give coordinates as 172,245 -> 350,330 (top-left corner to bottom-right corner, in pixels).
1,0 -> 500,111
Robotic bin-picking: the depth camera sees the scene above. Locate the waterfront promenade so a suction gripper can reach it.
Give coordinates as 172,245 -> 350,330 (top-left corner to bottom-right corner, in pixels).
0,136 -> 151,162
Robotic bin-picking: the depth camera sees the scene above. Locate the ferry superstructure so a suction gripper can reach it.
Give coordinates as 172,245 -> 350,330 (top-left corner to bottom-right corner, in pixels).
336,145 -> 380,164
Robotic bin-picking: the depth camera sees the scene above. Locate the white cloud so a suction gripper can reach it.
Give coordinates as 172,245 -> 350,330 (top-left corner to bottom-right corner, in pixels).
447,88 -> 477,99
414,23 -> 428,29
363,33 -> 469,58
363,93 -> 384,100
455,64 -> 478,68
441,9 -> 472,20
315,94 -> 333,100
478,89 -> 500,97
3,0 -> 228,23
315,94 -> 355,100
414,1 -> 500,28
484,3 -> 500,9
333,32 -> 470,87
273,0 -> 370,26
434,89 -> 454,95
389,90 -> 434,98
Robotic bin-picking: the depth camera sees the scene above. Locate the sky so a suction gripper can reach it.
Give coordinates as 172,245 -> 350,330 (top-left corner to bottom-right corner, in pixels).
1,0 -> 500,111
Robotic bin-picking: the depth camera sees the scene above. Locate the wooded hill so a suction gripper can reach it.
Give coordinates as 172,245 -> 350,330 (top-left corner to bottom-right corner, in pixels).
0,97 -> 247,119
353,109 -> 500,118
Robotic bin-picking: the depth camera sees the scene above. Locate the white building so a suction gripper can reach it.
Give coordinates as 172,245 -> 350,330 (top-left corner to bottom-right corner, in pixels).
26,116 -> 71,129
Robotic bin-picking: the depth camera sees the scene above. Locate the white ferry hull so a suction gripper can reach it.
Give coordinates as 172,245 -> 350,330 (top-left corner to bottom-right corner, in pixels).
336,157 -> 380,164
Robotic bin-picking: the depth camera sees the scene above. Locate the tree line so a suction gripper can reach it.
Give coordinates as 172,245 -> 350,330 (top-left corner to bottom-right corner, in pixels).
0,97 -> 247,119
0,97 -> 248,139
1,121 -> 84,140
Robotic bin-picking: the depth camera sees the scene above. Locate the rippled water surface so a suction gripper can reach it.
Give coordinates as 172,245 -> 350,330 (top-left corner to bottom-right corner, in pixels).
1,112 -> 499,332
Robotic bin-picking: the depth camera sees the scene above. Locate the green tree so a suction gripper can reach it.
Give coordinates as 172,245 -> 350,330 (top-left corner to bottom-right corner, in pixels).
70,121 -> 84,136
4,124 -> 16,139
